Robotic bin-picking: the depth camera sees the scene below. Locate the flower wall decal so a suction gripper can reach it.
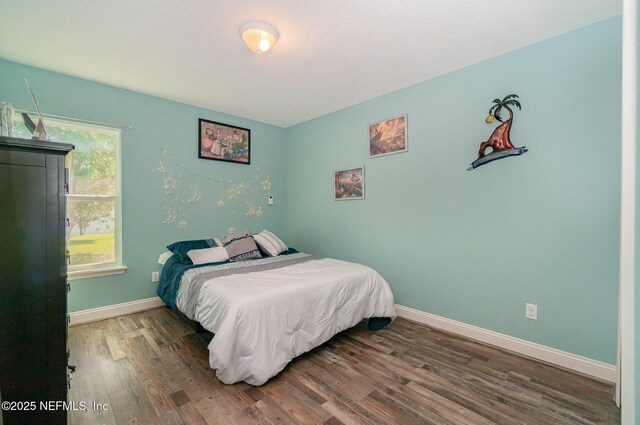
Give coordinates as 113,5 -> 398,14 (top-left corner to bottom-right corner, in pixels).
159,148 -> 273,231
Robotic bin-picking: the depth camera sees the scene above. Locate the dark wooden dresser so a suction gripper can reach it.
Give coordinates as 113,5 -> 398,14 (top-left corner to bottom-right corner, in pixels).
0,136 -> 74,425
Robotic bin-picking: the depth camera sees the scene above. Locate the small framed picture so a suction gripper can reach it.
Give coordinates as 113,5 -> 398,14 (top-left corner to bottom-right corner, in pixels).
368,114 -> 408,158
198,118 -> 250,165
334,166 -> 365,200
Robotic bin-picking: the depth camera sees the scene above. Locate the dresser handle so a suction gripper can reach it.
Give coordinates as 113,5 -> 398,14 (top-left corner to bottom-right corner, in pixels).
64,168 -> 70,194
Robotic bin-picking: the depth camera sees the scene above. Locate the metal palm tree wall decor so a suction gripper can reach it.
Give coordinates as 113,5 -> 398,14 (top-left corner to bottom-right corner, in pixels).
468,94 -> 528,170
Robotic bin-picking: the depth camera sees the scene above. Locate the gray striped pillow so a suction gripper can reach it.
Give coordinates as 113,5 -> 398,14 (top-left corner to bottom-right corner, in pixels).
221,231 -> 262,262
253,230 -> 288,257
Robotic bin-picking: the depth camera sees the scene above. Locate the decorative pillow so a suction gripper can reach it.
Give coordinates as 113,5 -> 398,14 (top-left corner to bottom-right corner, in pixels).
253,230 -> 288,257
221,231 -> 262,262
158,251 -> 174,265
187,247 -> 229,265
166,239 -> 218,264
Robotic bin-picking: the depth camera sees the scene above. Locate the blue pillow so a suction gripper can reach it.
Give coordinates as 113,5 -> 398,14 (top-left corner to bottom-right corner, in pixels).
166,239 -> 218,264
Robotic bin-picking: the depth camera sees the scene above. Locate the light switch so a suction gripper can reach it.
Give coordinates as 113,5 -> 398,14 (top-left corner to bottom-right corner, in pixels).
268,196 -> 274,205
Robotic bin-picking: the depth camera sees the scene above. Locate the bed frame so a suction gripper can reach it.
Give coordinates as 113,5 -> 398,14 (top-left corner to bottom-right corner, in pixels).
167,305 -> 210,335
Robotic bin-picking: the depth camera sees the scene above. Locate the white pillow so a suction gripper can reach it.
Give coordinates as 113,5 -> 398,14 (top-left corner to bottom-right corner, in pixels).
187,247 -> 229,265
253,230 -> 288,257
158,251 -> 174,265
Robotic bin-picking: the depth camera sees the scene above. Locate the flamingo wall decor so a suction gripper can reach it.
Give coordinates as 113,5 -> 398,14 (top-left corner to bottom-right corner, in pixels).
468,94 -> 528,170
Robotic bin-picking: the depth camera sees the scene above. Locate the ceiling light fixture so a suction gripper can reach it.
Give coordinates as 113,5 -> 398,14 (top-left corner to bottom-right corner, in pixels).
240,21 -> 279,54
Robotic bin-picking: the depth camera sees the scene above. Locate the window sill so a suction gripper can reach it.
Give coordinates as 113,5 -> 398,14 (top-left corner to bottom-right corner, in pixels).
67,266 -> 127,281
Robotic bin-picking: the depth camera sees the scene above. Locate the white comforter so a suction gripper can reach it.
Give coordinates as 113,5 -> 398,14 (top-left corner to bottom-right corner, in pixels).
194,257 -> 396,385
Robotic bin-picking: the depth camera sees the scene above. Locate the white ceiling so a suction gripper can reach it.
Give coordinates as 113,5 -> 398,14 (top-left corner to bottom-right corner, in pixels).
0,0 -> 621,128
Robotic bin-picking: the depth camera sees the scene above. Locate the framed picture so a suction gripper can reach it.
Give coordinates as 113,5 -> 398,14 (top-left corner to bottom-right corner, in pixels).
334,166 -> 365,200
198,118 -> 250,165
368,114 -> 407,158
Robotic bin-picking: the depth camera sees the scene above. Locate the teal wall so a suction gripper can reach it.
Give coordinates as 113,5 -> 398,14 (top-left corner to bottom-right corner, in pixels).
285,17 -> 622,364
0,59 -> 287,312
0,17 -> 623,365
635,3 -> 640,419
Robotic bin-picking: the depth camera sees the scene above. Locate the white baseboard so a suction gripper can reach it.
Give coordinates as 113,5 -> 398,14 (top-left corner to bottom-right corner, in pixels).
69,297 -> 165,326
395,304 -> 617,383
68,298 -> 616,383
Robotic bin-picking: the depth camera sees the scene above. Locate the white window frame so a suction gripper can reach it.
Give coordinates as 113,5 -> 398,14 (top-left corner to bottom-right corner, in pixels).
64,121 -> 125,280
13,115 -> 126,279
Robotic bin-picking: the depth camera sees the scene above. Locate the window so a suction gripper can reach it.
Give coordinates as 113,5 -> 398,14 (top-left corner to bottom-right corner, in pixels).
13,114 -> 124,278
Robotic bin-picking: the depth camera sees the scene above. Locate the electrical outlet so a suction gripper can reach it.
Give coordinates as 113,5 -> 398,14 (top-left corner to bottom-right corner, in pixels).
525,303 -> 538,320
152,271 -> 160,283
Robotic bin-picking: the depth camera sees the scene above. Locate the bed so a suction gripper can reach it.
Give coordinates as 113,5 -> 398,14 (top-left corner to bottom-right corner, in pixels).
157,246 -> 396,386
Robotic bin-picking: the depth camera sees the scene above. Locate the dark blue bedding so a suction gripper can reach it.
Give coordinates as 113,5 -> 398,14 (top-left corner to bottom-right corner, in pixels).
156,248 -> 299,308
156,254 -> 222,308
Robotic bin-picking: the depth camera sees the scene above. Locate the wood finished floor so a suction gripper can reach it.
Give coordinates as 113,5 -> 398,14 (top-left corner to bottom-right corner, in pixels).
68,308 -> 620,425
